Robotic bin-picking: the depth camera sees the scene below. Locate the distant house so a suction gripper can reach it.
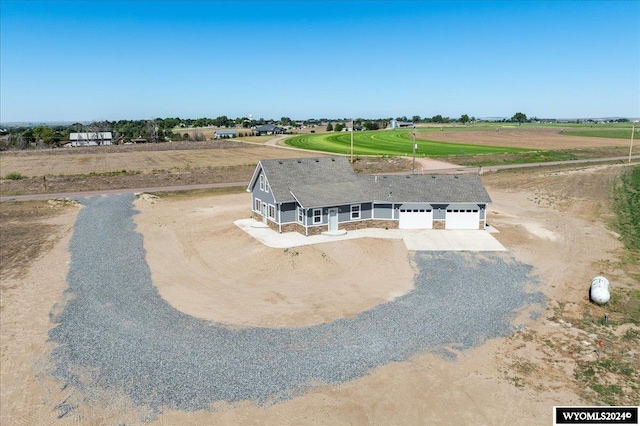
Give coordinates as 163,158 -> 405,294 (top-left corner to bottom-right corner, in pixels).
68,132 -> 112,147
131,137 -> 148,144
247,157 -> 491,235
254,124 -> 285,136
214,130 -> 237,139
389,119 -> 414,129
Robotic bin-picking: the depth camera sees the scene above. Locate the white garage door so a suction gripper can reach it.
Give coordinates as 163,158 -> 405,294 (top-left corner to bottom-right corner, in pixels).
399,209 -> 433,229
445,209 -> 480,230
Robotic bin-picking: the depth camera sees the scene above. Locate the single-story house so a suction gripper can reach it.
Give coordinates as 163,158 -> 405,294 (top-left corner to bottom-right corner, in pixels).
254,124 -> 285,136
247,156 -> 492,235
68,132 -> 112,146
389,119 -> 414,129
214,130 -> 237,139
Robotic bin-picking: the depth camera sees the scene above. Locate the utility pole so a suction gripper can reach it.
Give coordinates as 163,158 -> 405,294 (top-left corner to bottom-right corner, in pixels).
412,126 -> 416,174
350,118 -> 354,163
629,124 -> 635,163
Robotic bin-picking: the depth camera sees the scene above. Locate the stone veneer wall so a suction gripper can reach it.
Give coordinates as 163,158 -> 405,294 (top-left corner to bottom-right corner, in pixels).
258,216 -> 399,235
339,219 -> 398,232
254,215 -> 483,234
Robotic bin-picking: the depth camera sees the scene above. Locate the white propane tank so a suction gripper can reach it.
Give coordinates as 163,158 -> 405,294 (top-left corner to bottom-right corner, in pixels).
590,276 -> 610,304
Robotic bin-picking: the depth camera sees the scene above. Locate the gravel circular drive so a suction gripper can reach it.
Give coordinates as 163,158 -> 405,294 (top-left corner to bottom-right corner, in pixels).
49,194 -> 544,413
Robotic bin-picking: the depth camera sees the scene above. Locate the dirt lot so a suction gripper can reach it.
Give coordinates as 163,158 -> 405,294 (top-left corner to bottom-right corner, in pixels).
0,141 -> 417,196
1,160 -> 638,424
0,141 -> 321,178
420,128 -> 629,149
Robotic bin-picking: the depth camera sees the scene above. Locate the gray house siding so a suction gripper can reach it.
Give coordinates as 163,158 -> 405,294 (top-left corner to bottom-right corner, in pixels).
447,203 -> 481,210
306,207 -> 329,226
332,203 -> 369,223
431,204 -> 448,220
398,202 -> 433,210
251,189 -> 276,207
373,203 -> 393,219
296,202 -> 374,227
251,171 -> 276,204
250,169 -> 279,224
362,203 -> 372,220
280,202 -> 298,223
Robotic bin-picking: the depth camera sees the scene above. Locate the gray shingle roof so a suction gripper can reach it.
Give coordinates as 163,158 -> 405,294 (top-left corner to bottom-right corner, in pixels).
255,124 -> 283,132
373,174 -> 492,203
256,156 -> 491,207
259,157 -> 356,203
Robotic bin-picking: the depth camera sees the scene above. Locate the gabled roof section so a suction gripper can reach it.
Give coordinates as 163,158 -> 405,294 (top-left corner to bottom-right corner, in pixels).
259,157 -> 355,203
291,180 -> 372,208
366,174 -> 492,204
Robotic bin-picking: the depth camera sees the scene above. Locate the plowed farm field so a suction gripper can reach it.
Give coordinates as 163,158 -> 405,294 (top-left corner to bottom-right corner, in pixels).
418,128 -> 630,149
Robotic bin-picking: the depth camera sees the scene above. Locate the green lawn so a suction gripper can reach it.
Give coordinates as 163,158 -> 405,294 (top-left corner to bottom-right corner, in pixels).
285,129 -> 529,157
560,128 -> 638,139
615,165 -> 640,253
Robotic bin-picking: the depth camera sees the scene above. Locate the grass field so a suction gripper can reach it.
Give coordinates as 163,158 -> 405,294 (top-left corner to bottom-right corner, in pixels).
615,165 -> 640,254
560,128 -> 638,139
285,129 -> 530,156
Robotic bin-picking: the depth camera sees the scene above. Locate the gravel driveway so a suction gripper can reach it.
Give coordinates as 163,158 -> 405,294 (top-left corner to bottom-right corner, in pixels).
48,194 -> 544,414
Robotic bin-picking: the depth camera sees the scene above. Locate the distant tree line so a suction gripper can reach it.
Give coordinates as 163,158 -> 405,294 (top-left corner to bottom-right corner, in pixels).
3,111 -> 630,150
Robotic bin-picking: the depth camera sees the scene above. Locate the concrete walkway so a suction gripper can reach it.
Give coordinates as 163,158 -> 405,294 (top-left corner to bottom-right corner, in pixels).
234,219 -> 507,251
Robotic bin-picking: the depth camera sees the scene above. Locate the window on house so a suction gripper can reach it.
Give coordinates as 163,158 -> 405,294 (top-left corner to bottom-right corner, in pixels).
254,198 -> 261,212
268,205 -> 276,219
313,209 -> 322,224
351,204 -> 361,220
259,175 -> 265,191
297,206 -> 304,223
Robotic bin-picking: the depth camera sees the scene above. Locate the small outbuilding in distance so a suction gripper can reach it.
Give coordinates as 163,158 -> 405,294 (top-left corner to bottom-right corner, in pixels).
214,130 -> 237,139
67,132 -> 113,147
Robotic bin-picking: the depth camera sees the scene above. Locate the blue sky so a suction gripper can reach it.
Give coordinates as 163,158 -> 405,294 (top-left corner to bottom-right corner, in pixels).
1,0 -> 639,122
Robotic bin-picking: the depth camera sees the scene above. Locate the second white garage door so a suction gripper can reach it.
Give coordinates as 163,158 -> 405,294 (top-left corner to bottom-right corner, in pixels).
399,209 -> 433,229
445,209 -> 480,230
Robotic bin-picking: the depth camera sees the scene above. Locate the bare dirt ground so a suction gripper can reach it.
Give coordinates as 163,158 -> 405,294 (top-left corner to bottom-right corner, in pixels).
135,193 -> 415,328
420,128 -> 629,149
0,141 -> 319,178
1,132 -> 638,424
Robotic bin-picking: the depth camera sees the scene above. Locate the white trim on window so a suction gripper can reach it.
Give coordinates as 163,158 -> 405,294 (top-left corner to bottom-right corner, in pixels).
350,204 -> 361,220
313,208 -> 322,224
297,206 -> 304,223
259,175 -> 265,191
268,204 -> 276,219
254,197 -> 262,213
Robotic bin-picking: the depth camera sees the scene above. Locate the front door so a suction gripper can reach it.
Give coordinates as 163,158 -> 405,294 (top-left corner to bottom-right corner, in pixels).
261,202 -> 268,224
328,208 -> 338,231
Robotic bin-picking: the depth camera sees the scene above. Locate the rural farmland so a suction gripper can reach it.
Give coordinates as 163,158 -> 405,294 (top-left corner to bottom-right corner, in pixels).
1,126 -> 639,425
